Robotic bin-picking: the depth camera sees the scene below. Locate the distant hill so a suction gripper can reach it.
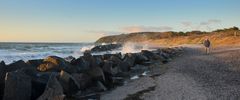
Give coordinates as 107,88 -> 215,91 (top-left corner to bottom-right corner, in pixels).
95,27 -> 240,46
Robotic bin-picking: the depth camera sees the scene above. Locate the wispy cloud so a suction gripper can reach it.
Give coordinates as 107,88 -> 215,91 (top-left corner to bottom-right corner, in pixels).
181,21 -> 193,27
86,30 -> 121,37
181,19 -> 222,31
122,26 -> 173,33
200,19 -> 221,26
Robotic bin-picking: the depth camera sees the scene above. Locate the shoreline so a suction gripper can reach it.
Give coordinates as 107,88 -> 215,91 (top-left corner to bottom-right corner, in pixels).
0,45 -> 183,100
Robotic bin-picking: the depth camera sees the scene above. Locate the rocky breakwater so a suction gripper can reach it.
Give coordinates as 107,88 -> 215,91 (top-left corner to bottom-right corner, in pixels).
0,46 -> 183,100
90,44 -> 122,53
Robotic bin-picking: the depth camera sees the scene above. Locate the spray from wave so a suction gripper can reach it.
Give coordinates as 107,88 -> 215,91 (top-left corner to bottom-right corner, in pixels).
121,42 -> 151,54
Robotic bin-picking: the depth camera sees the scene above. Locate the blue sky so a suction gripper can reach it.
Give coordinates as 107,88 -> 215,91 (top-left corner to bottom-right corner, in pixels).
0,0 -> 239,42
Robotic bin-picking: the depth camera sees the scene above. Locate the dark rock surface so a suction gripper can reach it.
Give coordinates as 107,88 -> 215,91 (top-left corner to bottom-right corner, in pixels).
58,70 -> 80,95
37,73 -> 65,100
6,60 -> 32,72
26,59 -> 43,68
90,44 -> 122,52
3,71 -> 32,100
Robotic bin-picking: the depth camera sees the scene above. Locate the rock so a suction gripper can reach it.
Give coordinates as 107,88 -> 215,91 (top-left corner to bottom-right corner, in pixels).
26,59 -> 43,68
83,50 -> 92,57
0,61 -> 6,99
118,61 -> 131,72
21,67 -> 38,77
102,54 -> 113,60
90,44 -> 122,52
141,50 -> 161,60
130,64 -> 149,75
135,53 -> 149,64
72,73 -> 93,90
37,62 -> 56,72
87,66 -> 105,82
123,53 -> 136,66
93,55 -> 104,67
6,60 -> 32,72
71,57 -> 90,71
102,60 -> 119,75
97,81 -> 107,91
81,51 -> 99,68
111,77 -> 125,86
64,65 -> 80,74
109,55 -> 122,65
37,73 -> 65,100
3,71 -> 31,100
0,61 -> 5,66
160,51 -> 171,59
64,56 -> 76,63
162,48 -> 176,55
37,56 -> 76,73
122,53 -> 136,69
31,72 -> 51,100
58,70 -> 80,95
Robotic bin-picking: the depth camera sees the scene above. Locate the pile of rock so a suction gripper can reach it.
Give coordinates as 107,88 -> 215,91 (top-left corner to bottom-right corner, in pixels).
0,47 -> 183,100
90,44 -> 122,53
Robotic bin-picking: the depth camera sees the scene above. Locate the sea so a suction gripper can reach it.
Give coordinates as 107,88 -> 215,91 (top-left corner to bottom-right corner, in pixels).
0,42 -> 96,64
0,42 -> 152,64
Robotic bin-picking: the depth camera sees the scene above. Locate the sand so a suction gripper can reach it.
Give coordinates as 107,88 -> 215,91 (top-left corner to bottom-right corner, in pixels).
101,45 -> 240,100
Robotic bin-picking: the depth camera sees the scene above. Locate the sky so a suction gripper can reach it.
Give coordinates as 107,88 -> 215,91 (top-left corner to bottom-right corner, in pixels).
0,0 -> 239,42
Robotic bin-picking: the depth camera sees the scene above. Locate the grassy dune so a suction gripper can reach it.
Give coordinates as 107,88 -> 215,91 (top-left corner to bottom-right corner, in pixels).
96,27 -> 240,47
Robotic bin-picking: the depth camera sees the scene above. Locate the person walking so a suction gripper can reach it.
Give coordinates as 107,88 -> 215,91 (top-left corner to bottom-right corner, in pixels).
203,38 -> 211,54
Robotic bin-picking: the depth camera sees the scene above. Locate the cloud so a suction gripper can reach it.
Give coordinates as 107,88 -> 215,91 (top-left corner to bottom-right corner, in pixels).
181,21 -> 192,27
181,19 -> 222,31
200,19 -> 221,26
86,30 -> 121,37
208,19 -> 221,24
122,26 -> 173,33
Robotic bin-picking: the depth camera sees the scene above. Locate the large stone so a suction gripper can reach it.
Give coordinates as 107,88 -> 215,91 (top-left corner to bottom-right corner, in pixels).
123,53 -> 136,67
93,55 -> 104,67
72,73 -> 93,90
31,72 -> 51,100
37,56 -> 76,73
71,57 -> 90,71
109,55 -> 122,65
26,59 -> 43,68
6,60 -> 32,72
3,71 -> 31,100
130,64 -> 149,75
0,61 -> 5,66
102,53 -> 122,61
162,48 -> 176,55
58,70 -> 80,95
118,61 -> 131,72
141,50 -> 161,60
135,53 -> 149,64
102,60 -> 119,75
90,44 -> 122,52
72,52 -> 100,72
97,81 -> 107,91
64,56 -> 76,63
87,66 -> 105,81
0,61 -> 6,99
37,73 -> 65,100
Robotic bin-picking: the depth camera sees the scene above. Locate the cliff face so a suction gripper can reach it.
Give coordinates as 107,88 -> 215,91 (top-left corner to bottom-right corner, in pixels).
95,27 -> 240,46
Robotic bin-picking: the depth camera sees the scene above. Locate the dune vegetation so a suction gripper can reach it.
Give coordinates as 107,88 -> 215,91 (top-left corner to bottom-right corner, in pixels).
96,27 -> 240,47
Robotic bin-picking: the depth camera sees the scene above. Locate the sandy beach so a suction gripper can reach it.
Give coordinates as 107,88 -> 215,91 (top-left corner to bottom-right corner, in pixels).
101,45 -> 240,100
